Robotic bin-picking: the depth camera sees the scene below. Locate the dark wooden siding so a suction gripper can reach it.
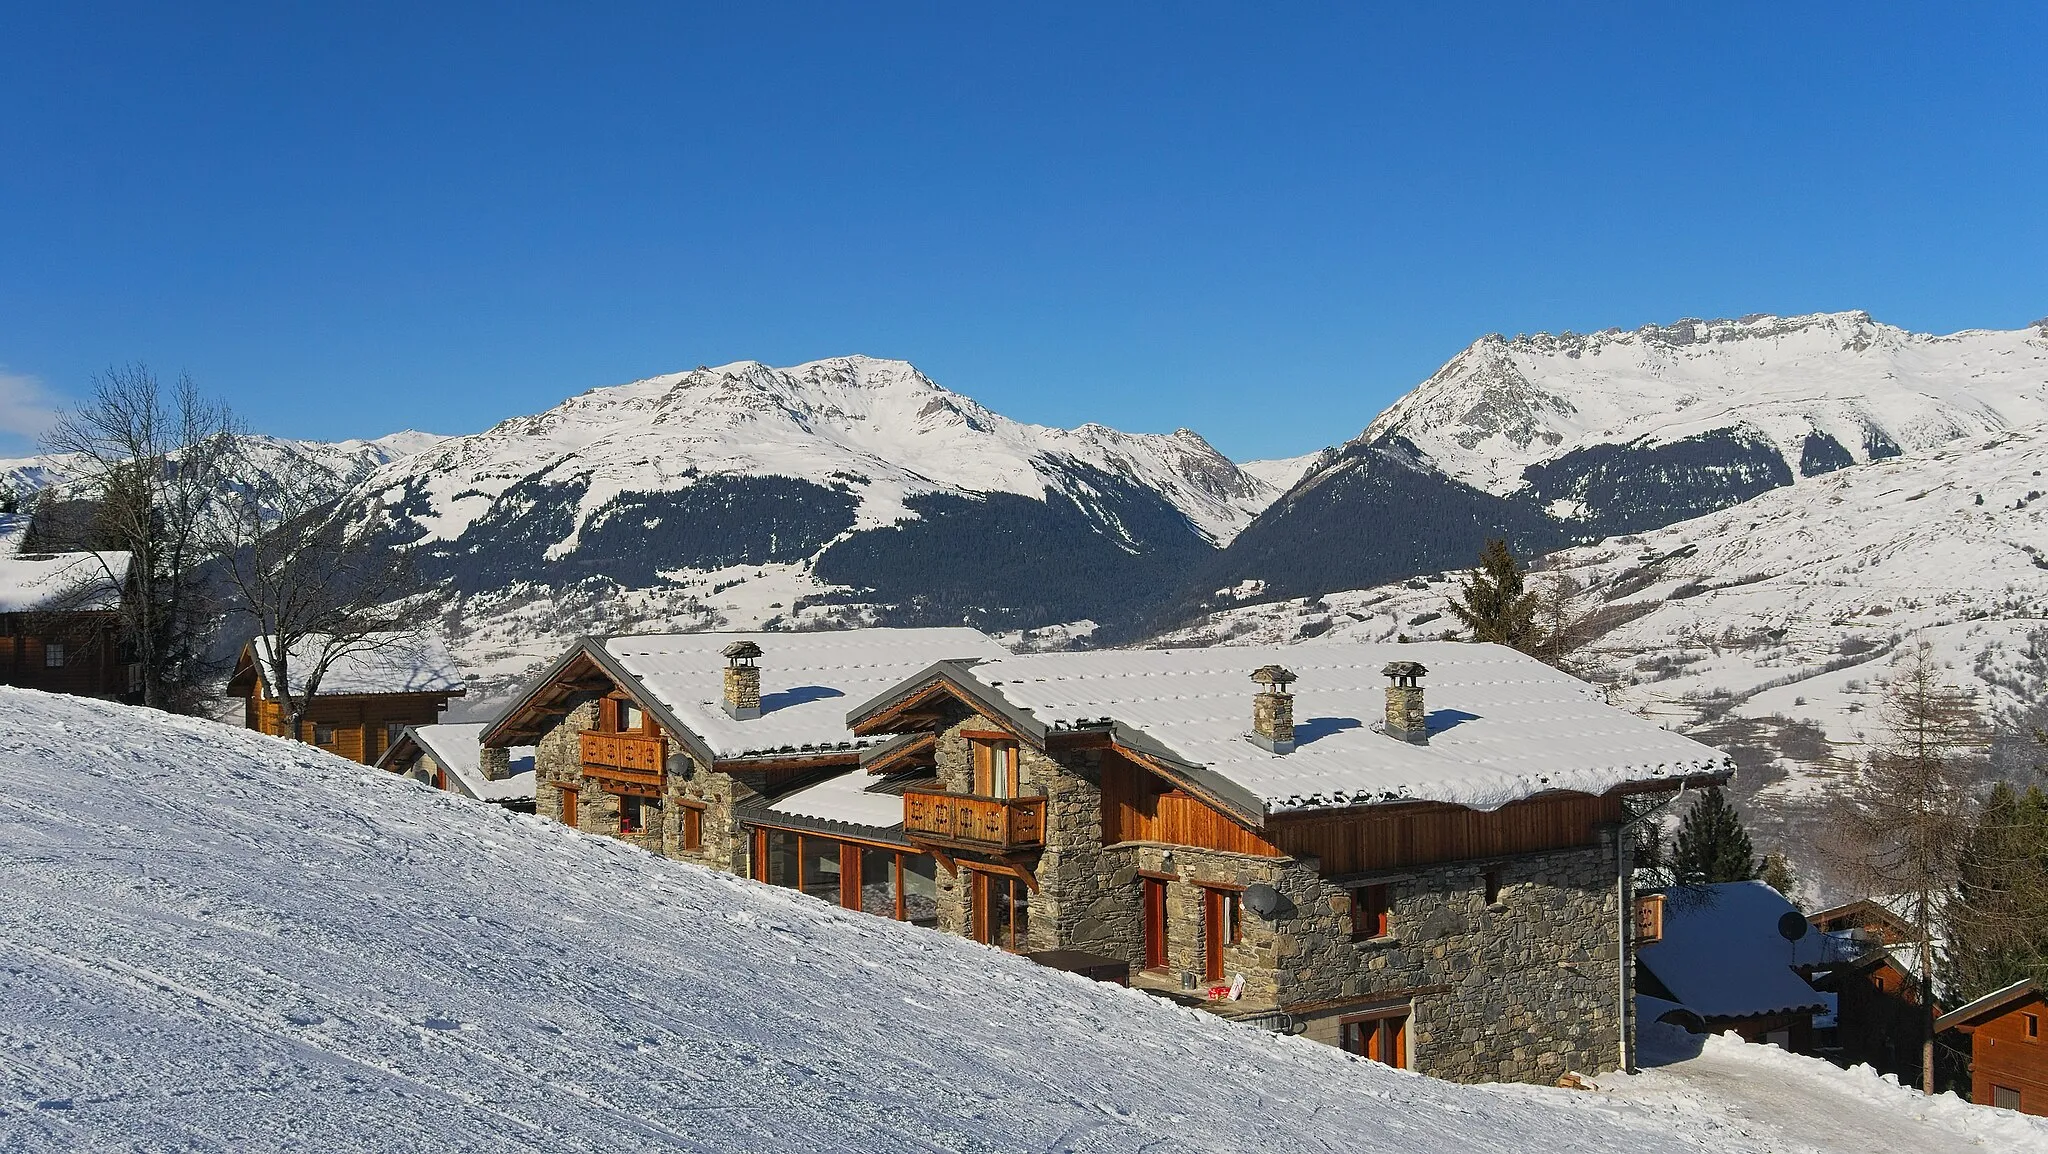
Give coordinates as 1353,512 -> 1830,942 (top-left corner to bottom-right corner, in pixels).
250,693 -> 452,765
1968,994 -> 2048,1116
1099,755 -> 1285,857
1268,792 -> 1624,874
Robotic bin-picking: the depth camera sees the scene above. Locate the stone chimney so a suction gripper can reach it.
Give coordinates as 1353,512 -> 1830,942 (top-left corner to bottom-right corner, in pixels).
1382,661 -> 1428,745
722,640 -> 763,720
1249,664 -> 1297,754
478,746 -> 511,782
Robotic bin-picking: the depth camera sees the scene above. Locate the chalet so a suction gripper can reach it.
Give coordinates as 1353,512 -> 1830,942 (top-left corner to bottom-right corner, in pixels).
1804,942 -> 1929,1083
478,627 -> 1010,881
377,723 -> 537,813
0,515 -> 137,700
1937,979 -> 2048,1115
484,633 -> 1735,1085
1633,881 -> 1833,1052
228,633 -> 466,765
1809,898 -> 1919,947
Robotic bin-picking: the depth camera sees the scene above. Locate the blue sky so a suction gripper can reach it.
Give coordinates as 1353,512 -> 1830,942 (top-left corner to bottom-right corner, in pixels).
2,4 -> 2044,460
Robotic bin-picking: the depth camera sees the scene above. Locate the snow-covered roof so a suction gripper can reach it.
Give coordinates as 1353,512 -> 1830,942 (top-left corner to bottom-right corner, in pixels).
881,641 -> 1731,815
405,723 -> 535,805
764,770 -> 907,831
251,633 -> 466,697
605,628 -> 1008,761
1638,882 -> 1831,1021
0,517 -> 129,613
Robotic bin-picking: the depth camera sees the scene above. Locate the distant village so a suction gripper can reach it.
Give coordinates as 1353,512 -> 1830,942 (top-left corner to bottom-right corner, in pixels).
5,486 -> 2043,1119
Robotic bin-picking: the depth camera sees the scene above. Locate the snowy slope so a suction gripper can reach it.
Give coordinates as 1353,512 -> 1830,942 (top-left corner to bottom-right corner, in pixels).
1367,311 -> 2048,499
2,688 -> 1992,1152
1236,447 -> 1333,494
0,429 -> 446,506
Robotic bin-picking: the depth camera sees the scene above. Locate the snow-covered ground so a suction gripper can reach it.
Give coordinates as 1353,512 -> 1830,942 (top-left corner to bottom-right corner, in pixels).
4,689 -> 2038,1150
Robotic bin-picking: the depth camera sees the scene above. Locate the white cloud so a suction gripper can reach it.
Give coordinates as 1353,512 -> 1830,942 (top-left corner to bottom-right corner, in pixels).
0,370 -> 62,456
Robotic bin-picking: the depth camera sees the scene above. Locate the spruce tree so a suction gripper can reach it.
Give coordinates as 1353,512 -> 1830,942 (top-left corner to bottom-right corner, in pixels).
1448,538 -> 1539,652
1669,787 -> 1759,886
1759,851 -> 1797,897
1943,781 -> 2048,1003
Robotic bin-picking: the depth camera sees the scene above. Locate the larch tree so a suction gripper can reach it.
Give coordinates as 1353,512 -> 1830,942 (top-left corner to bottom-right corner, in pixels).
1449,538 -> 1539,652
1826,643 -> 1987,1094
1667,787 -> 1759,885
38,366 -> 240,711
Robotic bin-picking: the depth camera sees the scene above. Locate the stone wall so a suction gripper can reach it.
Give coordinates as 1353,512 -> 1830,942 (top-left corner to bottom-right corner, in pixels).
534,696 -> 601,830
661,754 -> 754,874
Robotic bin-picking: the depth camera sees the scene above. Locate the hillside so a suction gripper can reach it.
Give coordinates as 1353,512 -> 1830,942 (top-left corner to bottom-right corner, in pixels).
346,355 -> 1283,696
3,688 -> 2035,1151
1152,424 -> 2048,893
1167,313 -> 2048,622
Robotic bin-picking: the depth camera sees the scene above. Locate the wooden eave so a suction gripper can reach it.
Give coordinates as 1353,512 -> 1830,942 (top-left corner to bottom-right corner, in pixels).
860,731 -> 936,775
1935,978 -> 2041,1032
373,726 -> 427,772
479,638 -> 720,771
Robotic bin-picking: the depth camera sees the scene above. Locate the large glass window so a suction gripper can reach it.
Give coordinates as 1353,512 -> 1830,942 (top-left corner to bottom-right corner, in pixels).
800,836 -> 842,903
901,854 -> 939,927
859,847 -> 895,918
763,830 -> 799,888
974,871 -> 1030,952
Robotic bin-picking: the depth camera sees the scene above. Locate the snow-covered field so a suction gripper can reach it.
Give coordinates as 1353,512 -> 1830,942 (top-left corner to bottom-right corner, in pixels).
4,689 -> 2038,1150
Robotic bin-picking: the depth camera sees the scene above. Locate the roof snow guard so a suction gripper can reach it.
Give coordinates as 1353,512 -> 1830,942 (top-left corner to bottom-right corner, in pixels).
850,641 -> 1732,816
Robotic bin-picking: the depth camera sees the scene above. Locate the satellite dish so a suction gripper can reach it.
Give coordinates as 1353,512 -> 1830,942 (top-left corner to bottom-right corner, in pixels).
1243,883 -> 1283,919
1777,911 -> 1809,942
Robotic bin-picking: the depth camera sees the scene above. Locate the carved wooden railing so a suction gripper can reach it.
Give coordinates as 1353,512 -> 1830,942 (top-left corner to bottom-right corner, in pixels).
579,730 -> 666,793
903,788 -> 1046,851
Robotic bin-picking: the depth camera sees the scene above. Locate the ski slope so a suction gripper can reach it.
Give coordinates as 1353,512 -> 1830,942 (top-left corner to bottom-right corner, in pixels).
1,690 -> 2037,1151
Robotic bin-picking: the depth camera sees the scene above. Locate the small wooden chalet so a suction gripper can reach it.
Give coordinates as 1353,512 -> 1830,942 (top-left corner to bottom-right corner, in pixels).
228,633 -> 466,765
377,723 -> 536,813
1809,898 -> 1919,947
1634,881 -> 1833,1053
479,627 -> 1010,905
0,516 -> 137,700
1937,979 -> 2048,1115
1804,943 -> 1929,1083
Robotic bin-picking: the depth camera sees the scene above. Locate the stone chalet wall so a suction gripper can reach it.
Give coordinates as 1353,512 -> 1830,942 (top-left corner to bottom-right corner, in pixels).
660,752 -> 753,874
534,696 -> 601,830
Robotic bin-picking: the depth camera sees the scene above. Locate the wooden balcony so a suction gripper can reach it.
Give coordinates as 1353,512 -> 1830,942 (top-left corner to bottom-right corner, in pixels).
580,730 -> 666,795
903,788 -> 1046,853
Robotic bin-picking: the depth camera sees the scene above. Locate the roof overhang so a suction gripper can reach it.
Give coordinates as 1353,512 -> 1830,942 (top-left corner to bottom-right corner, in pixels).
481,638 -> 719,771
1936,977 -> 2040,1032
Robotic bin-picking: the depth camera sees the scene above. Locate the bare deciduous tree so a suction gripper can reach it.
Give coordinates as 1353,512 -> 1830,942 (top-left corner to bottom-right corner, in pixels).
209,445 -> 428,741
39,366 -> 239,711
1825,643 -> 1987,1093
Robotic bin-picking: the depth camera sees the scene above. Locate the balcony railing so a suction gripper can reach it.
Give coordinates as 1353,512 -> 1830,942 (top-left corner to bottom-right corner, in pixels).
580,730 -> 666,792
903,788 -> 1046,852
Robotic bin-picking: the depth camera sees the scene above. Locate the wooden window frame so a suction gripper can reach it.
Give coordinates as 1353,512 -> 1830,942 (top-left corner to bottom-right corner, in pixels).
44,642 -> 64,668
967,733 -> 1021,799
556,783 -> 579,828
2026,1011 -> 2041,1042
1202,886 -> 1242,983
1142,875 -> 1169,972
313,723 -> 338,747
970,868 -> 1030,953
679,802 -> 704,851
1339,1005 -> 1411,1069
1351,884 -> 1391,941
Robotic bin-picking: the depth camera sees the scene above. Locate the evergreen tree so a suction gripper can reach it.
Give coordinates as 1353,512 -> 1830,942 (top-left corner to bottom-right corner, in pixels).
1943,781 -> 2048,1004
1448,538 -> 1539,651
1759,851 -> 1797,898
1669,787 -> 1759,885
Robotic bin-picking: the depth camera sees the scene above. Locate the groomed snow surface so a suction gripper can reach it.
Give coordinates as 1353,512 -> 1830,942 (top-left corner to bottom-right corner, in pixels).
2,689 -> 2039,1152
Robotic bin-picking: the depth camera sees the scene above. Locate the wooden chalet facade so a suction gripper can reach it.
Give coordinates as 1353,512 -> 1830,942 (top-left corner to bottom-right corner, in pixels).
228,634 -> 466,766
1805,945 -> 1928,1084
485,632 -> 1733,1086
1938,979 -> 2048,1115
0,531 -> 138,700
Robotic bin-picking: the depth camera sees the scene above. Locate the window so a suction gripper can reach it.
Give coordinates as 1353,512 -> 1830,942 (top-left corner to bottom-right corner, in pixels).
1351,884 -> 1391,940
900,854 -> 939,926
859,846 -> 896,918
799,836 -> 843,903
618,795 -> 646,835
1483,869 -> 1502,906
760,829 -> 799,888
1993,1085 -> 2022,1111
969,736 -> 1020,798
1341,1008 -> 1410,1068
681,804 -> 703,851
2026,1012 -> 2040,1041
313,724 -> 337,746
44,643 -> 64,668
617,700 -> 646,733
386,722 -> 408,749
972,870 -> 1030,952
1142,876 -> 1169,971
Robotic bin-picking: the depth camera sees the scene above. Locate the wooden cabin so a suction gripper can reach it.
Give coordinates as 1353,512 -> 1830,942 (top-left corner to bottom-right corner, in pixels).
0,520 -> 137,700
1937,979 -> 2048,1115
1634,881 -> 1831,1053
227,633 -> 466,765
1808,898 -> 1919,947
377,723 -> 537,813
486,632 -> 1735,1086
1805,944 -> 1929,1084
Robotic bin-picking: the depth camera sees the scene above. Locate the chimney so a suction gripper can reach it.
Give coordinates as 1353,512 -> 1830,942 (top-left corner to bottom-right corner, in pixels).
1249,664 -> 1297,754
1382,661 -> 1428,745
478,746 -> 511,782
722,640 -> 763,720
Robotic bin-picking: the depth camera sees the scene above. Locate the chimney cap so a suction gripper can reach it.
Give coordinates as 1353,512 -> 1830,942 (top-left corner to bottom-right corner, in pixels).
1381,661 -> 1427,684
721,640 -> 763,663
1250,664 -> 1297,689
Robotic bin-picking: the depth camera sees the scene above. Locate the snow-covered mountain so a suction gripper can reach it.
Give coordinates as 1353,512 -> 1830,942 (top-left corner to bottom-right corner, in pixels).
1153,424 -> 2048,897
1165,312 -> 2048,623
352,356 -> 1281,695
0,429 -> 446,506
9,688 -> 2038,1151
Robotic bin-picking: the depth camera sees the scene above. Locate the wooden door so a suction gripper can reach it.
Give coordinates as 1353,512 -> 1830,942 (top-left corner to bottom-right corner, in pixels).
560,786 -> 578,828
1203,888 -> 1225,982
1342,1012 -> 1409,1068
1143,877 -> 1168,971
